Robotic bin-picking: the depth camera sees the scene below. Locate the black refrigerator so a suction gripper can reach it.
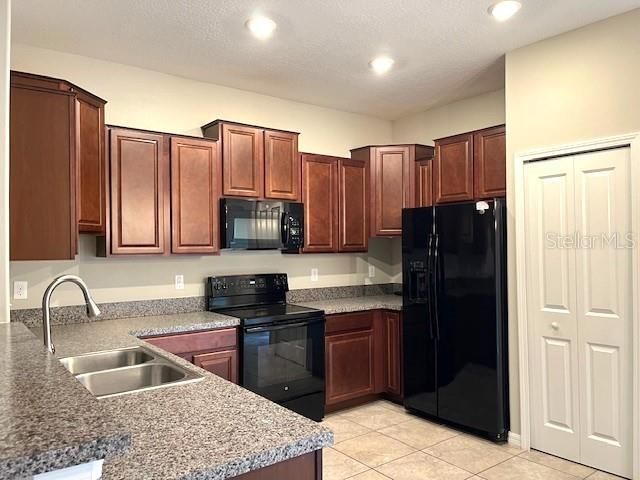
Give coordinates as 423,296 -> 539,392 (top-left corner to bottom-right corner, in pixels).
402,199 -> 509,442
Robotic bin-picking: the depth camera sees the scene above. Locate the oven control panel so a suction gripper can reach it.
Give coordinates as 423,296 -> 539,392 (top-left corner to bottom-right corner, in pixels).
208,273 -> 289,298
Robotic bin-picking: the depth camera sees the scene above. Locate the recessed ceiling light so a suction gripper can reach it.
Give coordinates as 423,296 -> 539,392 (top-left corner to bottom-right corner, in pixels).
369,56 -> 394,75
245,16 -> 277,40
488,0 -> 522,21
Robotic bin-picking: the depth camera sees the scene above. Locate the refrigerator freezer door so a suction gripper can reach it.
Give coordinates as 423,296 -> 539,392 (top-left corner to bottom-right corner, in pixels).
402,207 -> 438,417
434,200 -> 508,439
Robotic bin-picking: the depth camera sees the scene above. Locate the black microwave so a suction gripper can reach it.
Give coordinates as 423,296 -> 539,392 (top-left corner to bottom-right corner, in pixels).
220,198 -> 304,252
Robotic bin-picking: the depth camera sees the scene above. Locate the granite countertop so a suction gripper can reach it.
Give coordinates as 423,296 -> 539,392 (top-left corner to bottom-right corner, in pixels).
296,294 -> 403,314
29,311 -> 333,480
0,323 -> 130,479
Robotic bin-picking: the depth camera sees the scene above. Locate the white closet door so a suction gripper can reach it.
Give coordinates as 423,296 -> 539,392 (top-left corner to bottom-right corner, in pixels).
524,157 -> 580,462
573,148 -> 632,478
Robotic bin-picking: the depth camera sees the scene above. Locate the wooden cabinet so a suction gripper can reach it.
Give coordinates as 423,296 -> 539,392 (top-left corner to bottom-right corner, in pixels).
434,125 -> 506,204
201,120 -> 300,201
193,350 -> 238,384
339,157 -> 369,252
416,159 -> 433,207
100,128 -> 219,256
351,144 -> 433,237
170,137 -> 219,254
107,128 -> 170,255
301,154 -> 339,253
384,311 -> 403,397
9,71 -> 106,260
234,451 -> 322,480
143,328 -> 239,384
264,129 -> 300,200
474,125 -> 506,198
433,133 -> 474,204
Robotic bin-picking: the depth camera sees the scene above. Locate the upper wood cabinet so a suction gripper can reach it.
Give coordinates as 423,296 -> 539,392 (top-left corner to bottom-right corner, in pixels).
10,71 -> 107,260
433,133 -> 474,204
201,120 -> 300,201
351,144 -> 433,237
301,153 -> 368,253
416,159 -> 433,208
301,153 -> 339,253
170,137 -> 219,254
100,127 -> 219,256
264,129 -> 300,200
434,125 -> 506,204
474,125 -> 506,198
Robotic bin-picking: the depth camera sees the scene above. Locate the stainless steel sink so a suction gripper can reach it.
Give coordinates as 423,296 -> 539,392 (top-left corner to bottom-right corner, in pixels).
59,346 -> 203,398
60,346 -> 154,375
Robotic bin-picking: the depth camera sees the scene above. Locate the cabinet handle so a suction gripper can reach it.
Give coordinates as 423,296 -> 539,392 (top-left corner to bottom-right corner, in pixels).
551,322 -> 560,330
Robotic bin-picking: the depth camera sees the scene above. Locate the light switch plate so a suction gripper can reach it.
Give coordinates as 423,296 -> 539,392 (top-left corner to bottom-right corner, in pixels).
368,266 -> 376,278
310,268 -> 319,282
13,281 -> 28,300
175,275 -> 185,290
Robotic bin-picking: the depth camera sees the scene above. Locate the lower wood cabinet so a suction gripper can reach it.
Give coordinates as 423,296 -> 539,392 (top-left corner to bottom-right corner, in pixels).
325,310 -> 402,408
143,327 -> 239,384
233,451 -> 322,480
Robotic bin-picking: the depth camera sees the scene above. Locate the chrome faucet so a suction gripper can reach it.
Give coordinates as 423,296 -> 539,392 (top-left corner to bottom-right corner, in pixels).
42,275 -> 101,354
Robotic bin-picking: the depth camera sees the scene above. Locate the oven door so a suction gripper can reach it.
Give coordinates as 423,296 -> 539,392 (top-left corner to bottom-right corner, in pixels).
242,316 -> 325,419
221,198 -> 285,250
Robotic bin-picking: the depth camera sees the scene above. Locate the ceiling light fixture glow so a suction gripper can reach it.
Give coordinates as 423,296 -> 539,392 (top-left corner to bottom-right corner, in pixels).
369,56 -> 394,75
246,16 -> 277,40
488,0 -> 522,21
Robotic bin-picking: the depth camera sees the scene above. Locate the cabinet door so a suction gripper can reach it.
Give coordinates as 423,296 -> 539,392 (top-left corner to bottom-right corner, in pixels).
76,94 -> 106,233
264,130 -> 300,201
193,350 -> 239,384
325,329 -> 375,405
372,146 -> 410,236
222,123 -> 264,198
10,82 -> 77,260
170,137 -> 219,254
474,125 -> 506,199
384,311 -> 403,397
302,154 -> 339,253
434,133 -> 474,204
338,157 -> 368,252
416,159 -> 433,207
109,128 -> 170,255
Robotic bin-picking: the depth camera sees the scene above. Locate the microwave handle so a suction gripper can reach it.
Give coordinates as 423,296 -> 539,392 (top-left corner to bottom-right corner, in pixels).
281,212 -> 290,245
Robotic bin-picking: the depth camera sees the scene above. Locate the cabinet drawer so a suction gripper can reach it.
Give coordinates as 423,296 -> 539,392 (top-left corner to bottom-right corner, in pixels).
326,311 -> 374,335
144,328 -> 237,356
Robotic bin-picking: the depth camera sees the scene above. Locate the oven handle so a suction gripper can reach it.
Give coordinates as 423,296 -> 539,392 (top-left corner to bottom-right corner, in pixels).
244,318 -> 325,333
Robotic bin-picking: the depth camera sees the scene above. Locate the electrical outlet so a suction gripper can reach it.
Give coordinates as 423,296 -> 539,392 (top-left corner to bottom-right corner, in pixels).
368,266 -> 376,278
13,281 -> 28,300
175,275 -> 185,290
310,268 -> 319,282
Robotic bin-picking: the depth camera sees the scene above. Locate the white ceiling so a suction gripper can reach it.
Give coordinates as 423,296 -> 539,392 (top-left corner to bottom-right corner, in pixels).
11,1 -> 640,119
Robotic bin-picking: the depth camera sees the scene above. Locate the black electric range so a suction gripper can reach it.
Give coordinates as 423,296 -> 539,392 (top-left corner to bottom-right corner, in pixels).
207,273 -> 325,421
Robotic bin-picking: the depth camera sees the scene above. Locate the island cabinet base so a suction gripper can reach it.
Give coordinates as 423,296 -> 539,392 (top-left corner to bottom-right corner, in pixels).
233,450 -> 322,479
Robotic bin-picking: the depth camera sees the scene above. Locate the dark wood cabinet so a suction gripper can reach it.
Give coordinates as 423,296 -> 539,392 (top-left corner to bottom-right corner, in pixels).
301,153 -> 339,253
107,128 -> 170,255
326,329 -> 375,405
351,144 -> 433,237
234,451 -> 322,480
264,129 -> 300,201
201,120 -> 300,201
193,349 -> 238,383
384,311 -> 403,397
433,133 -> 474,204
339,157 -> 368,252
474,125 -> 506,198
143,328 -> 239,384
416,159 -> 433,207
10,71 -> 107,260
170,137 -> 219,254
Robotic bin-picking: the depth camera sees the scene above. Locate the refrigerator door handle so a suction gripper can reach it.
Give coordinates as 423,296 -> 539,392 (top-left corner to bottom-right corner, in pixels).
427,234 -> 435,340
433,233 -> 441,341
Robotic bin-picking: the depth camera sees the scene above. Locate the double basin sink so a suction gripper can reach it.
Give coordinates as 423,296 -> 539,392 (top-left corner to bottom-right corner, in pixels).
60,345 -> 203,398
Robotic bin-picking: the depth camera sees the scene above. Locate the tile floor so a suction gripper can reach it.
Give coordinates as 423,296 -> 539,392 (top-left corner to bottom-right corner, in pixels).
321,400 -> 627,480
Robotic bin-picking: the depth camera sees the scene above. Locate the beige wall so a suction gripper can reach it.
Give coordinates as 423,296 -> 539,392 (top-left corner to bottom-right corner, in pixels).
392,89 -> 505,145
505,7 -> 640,434
9,44 -> 394,309
0,0 -> 10,322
